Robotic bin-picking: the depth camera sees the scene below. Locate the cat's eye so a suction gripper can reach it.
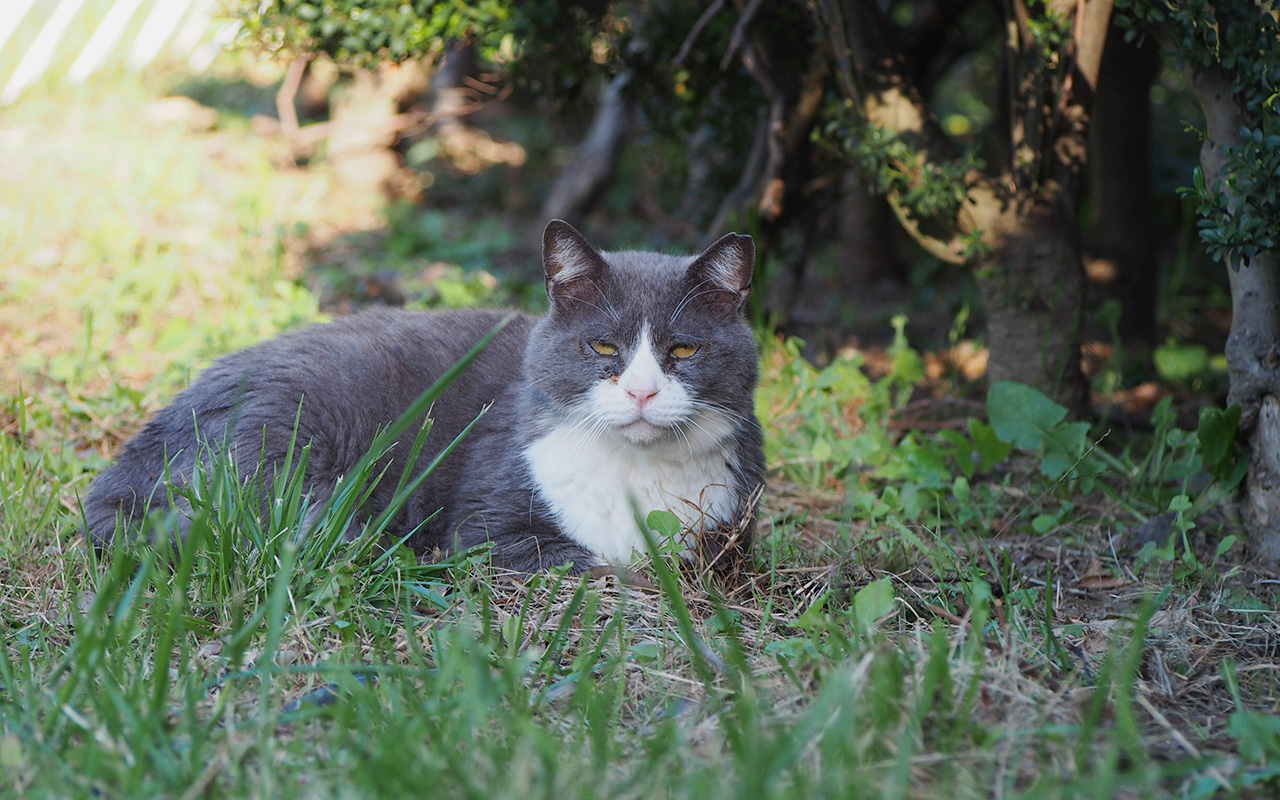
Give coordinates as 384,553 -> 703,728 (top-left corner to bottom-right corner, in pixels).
669,344 -> 699,359
590,340 -> 618,356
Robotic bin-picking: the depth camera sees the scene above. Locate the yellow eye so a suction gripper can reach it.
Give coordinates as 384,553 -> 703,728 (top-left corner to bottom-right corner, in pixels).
590,341 -> 618,356
670,344 -> 699,359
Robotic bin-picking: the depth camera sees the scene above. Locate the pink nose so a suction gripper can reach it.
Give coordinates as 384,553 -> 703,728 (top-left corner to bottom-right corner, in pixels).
628,387 -> 659,409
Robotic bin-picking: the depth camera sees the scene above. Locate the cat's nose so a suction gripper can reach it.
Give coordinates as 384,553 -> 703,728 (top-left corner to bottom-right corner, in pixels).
627,387 -> 659,409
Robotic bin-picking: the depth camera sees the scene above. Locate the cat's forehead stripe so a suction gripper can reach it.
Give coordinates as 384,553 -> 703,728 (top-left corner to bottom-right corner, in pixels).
632,320 -> 653,352
619,323 -> 665,392
624,322 -> 661,372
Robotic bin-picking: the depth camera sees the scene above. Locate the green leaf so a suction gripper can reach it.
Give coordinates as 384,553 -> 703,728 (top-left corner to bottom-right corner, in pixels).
794,592 -> 829,630
987,382 -> 1088,479
630,642 -> 661,663
1038,421 -> 1090,479
889,315 -> 925,385
1032,514 -> 1057,534
1151,395 -> 1176,437
1198,405 -> 1242,478
0,733 -> 22,771
1228,711 -> 1280,762
968,419 -> 1012,470
1153,339 -> 1210,382
987,382 -> 1068,449
646,510 -> 682,540
853,577 -> 896,626
1215,534 -> 1238,559
155,317 -> 194,352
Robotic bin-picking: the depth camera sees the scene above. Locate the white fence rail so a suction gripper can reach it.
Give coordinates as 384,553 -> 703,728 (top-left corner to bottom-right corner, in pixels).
0,0 -> 239,106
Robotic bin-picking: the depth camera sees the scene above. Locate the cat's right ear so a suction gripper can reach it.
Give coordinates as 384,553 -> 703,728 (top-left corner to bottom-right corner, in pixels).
543,220 -> 608,312
686,232 -> 755,314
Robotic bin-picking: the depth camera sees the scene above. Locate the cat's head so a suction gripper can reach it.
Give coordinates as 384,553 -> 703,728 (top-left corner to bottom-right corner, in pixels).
526,220 -> 757,450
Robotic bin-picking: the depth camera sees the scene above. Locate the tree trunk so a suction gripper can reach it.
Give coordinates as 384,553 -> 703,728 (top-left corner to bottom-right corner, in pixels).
542,73 -> 630,226
838,171 -> 904,289
1189,65 -> 1280,565
429,42 -> 476,138
979,195 -> 1090,411
1087,25 -> 1160,340
815,0 -> 1111,413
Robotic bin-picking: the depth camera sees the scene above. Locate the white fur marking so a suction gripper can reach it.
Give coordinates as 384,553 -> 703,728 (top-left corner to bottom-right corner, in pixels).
549,240 -> 593,283
524,322 -> 740,563
703,249 -> 742,292
524,420 -> 737,564
617,325 -> 665,408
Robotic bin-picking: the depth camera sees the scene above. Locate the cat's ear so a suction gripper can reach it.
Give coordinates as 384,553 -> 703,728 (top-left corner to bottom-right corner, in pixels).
687,232 -> 755,314
543,219 -> 608,311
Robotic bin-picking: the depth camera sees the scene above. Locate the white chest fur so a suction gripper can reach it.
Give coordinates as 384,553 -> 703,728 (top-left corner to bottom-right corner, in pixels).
523,423 -> 737,564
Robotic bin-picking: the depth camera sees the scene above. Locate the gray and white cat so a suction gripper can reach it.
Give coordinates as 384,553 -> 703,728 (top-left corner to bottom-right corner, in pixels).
83,220 -> 765,573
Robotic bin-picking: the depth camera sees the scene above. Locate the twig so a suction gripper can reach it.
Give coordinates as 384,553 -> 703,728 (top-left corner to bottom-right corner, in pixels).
1049,0 -> 1113,188
737,39 -> 787,220
994,429 -> 1114,537
292,109 -> 435,147
703,109 -> 768,245
720,0 -> 766,70
276,56 -> 310,139
926,603 -> 966,626
462,74 -> 500,95
813,0 -> 860,104
674,0 -> 728,66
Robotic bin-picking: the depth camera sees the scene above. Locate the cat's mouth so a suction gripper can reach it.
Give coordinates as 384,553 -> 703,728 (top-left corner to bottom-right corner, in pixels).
619,417 -> 667,443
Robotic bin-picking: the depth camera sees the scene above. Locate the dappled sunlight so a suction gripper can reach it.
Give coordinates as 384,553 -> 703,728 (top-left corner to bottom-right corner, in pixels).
0,72 -> 385,446
434,122 -> 528,175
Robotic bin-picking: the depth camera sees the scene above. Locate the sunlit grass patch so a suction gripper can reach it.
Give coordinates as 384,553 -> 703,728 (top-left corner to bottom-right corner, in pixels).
0,71 -> 335,458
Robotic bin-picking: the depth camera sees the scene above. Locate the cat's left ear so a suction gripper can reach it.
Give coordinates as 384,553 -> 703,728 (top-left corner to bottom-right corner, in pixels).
543,219 -> 609,312
687,232 -> 755,314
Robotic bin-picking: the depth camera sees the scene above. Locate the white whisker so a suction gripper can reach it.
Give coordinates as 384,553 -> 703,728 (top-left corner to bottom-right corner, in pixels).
669,279 -> 715,325
564,295 -> 618,321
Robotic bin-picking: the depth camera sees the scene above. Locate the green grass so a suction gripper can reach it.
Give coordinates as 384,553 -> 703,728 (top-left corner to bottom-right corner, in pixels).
2,55 -> 1278,799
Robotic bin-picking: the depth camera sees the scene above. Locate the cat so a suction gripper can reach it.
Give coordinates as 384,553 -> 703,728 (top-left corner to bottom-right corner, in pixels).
82,220 -> 765,573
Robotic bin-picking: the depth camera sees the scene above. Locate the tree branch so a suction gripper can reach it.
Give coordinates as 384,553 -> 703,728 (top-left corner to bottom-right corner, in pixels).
814,0 -> 1003,264
704,110 -> 770,246
674,0 -> 727,66
737,39 -> 787,221
276,56 -> 311,139
721,0 -> 767,69
1047,0 -> 1113,191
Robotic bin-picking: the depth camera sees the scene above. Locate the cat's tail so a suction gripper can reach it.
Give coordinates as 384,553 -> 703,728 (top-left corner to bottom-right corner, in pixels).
81,464 -> 167,550
80,436 -> 195,551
